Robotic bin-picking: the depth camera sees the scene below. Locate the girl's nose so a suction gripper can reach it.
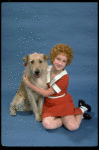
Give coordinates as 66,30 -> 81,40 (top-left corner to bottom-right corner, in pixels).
59,61 -> 62,65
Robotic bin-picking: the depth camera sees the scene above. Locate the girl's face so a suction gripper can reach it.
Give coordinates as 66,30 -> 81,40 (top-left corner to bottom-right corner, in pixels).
53,53 -> 67,71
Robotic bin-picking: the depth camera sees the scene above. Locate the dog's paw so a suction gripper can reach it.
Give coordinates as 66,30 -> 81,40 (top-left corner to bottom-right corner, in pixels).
10,111 -> 16,116
38,116 -> 42,122
39,114 -> 42,122
35,114 -> 42,122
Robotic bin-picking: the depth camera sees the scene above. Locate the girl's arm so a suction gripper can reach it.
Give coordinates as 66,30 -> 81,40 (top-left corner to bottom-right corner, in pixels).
23,75 -> 55,97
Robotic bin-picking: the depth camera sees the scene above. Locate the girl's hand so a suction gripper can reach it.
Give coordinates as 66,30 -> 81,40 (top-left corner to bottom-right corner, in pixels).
23,74 -> 33,90
23,74 -> 29,85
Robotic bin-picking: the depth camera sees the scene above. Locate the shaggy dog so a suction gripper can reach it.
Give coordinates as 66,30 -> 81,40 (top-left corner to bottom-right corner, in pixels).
10,52 -> 49,122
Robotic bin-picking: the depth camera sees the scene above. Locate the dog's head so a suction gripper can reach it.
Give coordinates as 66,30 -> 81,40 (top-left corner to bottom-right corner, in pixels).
21,53 -> 49,78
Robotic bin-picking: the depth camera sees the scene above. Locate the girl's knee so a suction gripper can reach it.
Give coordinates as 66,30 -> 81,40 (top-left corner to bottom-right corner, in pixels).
42,117 -> 62,130
42,117 -> 54,129
42,119 -> 50,129
62,115 -> 80,131
66,123 -> 79,131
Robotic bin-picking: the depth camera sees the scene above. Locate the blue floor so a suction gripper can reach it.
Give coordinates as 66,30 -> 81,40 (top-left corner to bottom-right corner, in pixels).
1,2 -> 98,147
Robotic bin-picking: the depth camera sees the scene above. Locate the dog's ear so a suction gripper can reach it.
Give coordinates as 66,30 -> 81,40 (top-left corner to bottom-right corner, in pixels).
20,55 -> 29,62
43,54 -> 49,60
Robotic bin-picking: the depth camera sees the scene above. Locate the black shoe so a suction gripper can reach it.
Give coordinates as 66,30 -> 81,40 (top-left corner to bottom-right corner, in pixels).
83,113 -> 92,120
78,99 -> 91,112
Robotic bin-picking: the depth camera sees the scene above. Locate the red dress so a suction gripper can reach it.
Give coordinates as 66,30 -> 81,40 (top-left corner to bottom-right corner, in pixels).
42,66 -> 82,120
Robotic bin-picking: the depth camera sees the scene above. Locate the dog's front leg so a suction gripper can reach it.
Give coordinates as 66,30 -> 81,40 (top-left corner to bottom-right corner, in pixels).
27,89 -> 41,122
38,96 -> 43,121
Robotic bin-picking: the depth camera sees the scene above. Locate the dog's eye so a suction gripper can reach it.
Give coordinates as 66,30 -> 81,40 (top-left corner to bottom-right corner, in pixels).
31,60 -> 34,64
39,60 -> 42,63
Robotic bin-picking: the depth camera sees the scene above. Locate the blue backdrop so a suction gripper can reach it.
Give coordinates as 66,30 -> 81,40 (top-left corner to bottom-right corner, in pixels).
1,2 -> 98,147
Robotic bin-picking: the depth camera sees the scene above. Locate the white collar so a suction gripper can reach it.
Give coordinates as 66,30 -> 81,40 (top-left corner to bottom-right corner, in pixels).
47,65 -> 68,86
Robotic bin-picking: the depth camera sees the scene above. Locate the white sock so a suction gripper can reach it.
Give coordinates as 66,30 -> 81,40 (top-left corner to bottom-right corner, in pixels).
80,106 -> 88,114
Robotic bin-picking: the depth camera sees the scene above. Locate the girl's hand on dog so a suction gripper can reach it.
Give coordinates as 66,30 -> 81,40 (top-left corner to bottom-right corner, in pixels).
23,75 -> 34,90
23,74 -> 29,85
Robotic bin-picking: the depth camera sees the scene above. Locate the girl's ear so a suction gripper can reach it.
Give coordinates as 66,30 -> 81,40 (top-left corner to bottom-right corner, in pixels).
20,55 -> 29,62
43,54 -> 49,60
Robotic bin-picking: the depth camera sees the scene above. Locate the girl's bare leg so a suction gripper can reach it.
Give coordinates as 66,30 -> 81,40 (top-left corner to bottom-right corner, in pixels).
75,114 -> 83,126
42,116 -> 62,129
62,114 -> 83,131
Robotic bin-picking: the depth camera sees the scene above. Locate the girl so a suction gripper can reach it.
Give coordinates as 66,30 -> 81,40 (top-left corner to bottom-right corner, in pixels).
23,44 -> 92,131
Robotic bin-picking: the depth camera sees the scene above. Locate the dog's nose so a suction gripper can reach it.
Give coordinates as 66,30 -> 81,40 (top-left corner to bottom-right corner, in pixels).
35,70 -> 40,78
35,70 -> 40,75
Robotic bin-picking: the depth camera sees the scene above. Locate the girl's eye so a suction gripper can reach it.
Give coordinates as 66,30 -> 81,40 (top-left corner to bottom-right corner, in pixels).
31,60 -> 34,64
63,60 -> 66,63
57,58 -> 60,60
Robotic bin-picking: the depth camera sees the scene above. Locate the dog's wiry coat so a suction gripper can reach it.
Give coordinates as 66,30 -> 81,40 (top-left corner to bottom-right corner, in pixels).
10,52 -> 48,121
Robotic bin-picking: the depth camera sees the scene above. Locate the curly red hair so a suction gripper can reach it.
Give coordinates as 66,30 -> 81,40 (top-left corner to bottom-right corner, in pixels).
49,43 -> 73,66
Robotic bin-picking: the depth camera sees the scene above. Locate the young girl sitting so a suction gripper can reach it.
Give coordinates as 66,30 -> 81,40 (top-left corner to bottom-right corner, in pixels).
23,43 -> 92,131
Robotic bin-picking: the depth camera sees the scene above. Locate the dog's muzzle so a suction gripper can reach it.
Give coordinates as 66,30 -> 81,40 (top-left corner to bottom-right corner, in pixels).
34,70 -> 40,78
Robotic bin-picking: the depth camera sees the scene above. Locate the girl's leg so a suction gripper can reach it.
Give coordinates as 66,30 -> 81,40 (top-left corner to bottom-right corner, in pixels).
75,114 -> 83,126
42,116 -> 62,129
62,114 -> 83,131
